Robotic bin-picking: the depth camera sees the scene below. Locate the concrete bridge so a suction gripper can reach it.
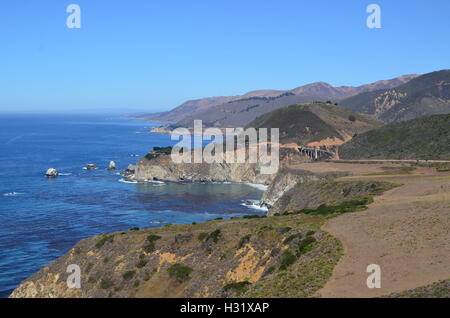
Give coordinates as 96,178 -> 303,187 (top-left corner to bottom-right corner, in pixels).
299,147 -> 336,161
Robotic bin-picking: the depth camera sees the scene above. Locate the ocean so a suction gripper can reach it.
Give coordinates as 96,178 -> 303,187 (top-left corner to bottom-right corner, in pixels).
0,114 -> 265,298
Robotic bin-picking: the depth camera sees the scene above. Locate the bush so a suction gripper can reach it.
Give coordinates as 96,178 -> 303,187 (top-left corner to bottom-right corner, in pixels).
283,233 -> 302,245
237,234 -> 251,249
143,234 -> 162,253
297,236 -> 317,255
223,281 -> 251,294
206,229 -> 221,243
136,259 -> 148,268
147,234 -> 162,242
198,232 -> 208,241
100,278 -> 114,289
143,243 -> 156,253
296,197 -> 373,216
265,266 -> 276,275
167,264 -> 193,283
348,115 -> 356,122
133,280 -> 140,288
279,251 -> 297,270
95,235 -> 114,248
122,270 -> 136,280
278,227 -> 292,234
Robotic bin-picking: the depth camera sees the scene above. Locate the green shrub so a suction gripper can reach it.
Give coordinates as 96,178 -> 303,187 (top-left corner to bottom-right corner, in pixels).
265,266 -> 276,275
143,235 -> 161,253
243,215 -> 261,219
223,281 -> 251,294
237,234 -> 251,249
297,236 -> 317,255
167,263 -> 193,283
283,233 -> 302,245
147,234 -> 161,242
198,232 -> 208,241
278,227 -> 292,234
206,229 -> 221,243
296,196 -> 373,216
279,251 -> 297,270
130,227 -> 140,231
136,259 -> 148,268
95,235 -> 114,248
100,278 -> 114,289
122,270 -> 136,280
133,280 -> 140,288
143,242 -> 156,253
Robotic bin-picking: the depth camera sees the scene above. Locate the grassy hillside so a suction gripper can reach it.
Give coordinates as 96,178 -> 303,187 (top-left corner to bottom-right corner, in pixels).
10,178 -> 399,298
246,103 -> 382,146
339,114 -> 450,160
340,70 -> 450,122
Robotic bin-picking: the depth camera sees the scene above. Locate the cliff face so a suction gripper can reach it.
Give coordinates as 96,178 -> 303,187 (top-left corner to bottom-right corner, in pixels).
133,156 -> 275,185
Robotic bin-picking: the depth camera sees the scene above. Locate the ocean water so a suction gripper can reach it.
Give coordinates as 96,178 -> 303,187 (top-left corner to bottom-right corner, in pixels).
0,114 -> 264,298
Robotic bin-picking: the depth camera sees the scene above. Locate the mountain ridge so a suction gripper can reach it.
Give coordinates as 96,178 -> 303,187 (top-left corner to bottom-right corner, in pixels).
340,70 -> 450,122
141,74 -> 418,124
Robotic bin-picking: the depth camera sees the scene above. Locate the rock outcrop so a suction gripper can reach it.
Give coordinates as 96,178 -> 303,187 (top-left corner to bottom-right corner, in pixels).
108,161 -> 116,170
45,168 -> 58,177
85,164 -> 97,170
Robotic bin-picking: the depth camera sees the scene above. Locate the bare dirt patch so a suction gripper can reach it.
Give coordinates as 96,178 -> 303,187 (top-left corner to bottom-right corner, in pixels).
317,167 -> 450,297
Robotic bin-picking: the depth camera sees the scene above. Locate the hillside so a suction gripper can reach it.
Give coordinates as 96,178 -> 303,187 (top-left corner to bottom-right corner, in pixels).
340,70 -> 450,122
339,114 -> 450,160
246,103 -> 382,146
142,75 -> 417,125
10,176 -> 397,298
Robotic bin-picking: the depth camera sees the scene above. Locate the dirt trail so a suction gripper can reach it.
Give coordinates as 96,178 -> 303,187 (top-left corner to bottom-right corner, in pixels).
314,166 -> 450,297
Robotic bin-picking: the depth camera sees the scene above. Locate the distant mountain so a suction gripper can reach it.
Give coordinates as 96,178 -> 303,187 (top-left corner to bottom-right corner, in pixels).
340,70 -> 450,122
246,103 -> 382,146
141,74 -> 418,125
339,114 -> 450,160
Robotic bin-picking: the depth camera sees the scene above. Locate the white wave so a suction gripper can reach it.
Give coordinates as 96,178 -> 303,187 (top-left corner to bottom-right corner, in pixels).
2,192 -> 24,197
241,200 -> 269,212
211,181 -> 232,185
58,173 -> 72,176
118,178 -> 140,184
245,183 -> 268,191
145,179 -> 165,184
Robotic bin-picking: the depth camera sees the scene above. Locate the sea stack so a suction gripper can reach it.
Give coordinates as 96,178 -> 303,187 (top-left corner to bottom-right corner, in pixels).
108,161 -> 116,170
85,164 -> 97,170
45,168 -> 58,177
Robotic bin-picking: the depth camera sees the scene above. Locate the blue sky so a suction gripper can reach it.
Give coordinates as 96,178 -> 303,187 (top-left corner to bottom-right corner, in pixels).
0,0 -> 449,113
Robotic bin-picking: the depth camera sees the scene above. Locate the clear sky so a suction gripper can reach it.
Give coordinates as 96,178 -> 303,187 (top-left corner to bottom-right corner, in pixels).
0,0 -> 449,113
